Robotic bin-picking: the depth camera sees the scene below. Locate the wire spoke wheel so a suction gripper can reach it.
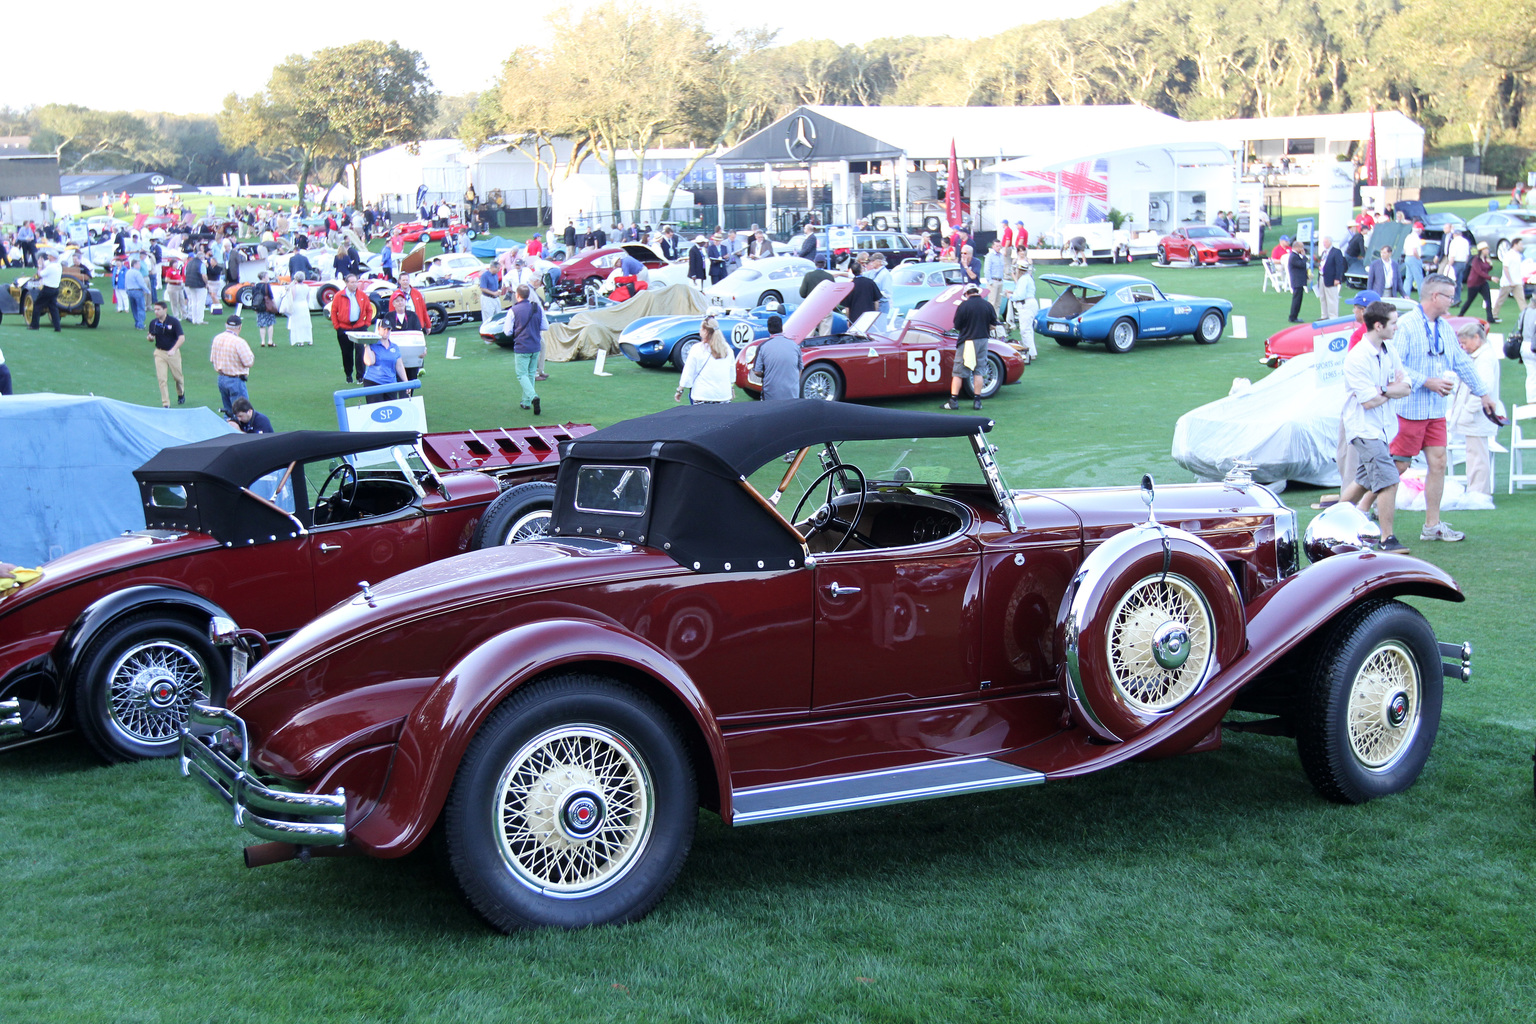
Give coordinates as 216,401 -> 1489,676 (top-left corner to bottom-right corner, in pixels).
106,640 -> 208,743
1107,574 -> 1214,713
494,725 -> 655,897
1345,641 -> 1421,770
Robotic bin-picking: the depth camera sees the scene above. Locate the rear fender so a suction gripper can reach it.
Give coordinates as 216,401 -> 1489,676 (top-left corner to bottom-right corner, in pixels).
61,585 -> 232,683
348,618 -> 730,856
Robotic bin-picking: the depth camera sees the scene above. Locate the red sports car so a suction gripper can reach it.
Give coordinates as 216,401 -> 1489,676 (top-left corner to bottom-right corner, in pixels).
1261,304 -> 1483,367
735,281 -> 1026,401
180,402 -> 1471,932
391,219 -> 467,244
0,425 -> 590,763
1157,226 -> 1251,266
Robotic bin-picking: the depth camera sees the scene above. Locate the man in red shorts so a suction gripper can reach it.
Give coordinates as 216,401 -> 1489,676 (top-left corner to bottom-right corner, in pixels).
1389,273 -> 1497,541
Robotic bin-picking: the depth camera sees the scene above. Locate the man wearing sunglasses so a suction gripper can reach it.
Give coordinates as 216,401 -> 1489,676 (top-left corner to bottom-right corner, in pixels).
1390,273 -> 1498,542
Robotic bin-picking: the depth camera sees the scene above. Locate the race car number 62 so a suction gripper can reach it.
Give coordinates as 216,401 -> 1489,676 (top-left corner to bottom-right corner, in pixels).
907,349 -> 943,383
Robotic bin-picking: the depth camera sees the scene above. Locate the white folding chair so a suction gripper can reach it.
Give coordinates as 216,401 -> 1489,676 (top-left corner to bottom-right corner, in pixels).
1508,404 -> 1536,492
1262,259 -> 1288,294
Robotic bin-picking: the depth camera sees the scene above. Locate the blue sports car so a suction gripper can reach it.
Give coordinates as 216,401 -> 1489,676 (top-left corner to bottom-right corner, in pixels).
617,304 -> 848,369
1032,273 -> 1232,354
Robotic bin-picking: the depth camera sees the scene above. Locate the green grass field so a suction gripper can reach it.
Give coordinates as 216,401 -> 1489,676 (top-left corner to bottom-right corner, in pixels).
1,212 -> 1533,1022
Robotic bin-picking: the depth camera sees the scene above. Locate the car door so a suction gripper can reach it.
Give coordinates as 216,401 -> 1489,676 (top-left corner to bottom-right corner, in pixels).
1124,284 -> 1174,336
811,533 -> 982,709
302,458 -> 431,612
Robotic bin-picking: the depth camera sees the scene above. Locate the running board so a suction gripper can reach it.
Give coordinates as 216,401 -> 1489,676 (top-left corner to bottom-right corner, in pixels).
731,757 -> 1046,826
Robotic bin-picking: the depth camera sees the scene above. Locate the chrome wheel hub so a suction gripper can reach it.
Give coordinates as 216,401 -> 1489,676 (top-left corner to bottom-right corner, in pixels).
1150,621 -> 1192,670
1108,574 -> 1215,713
108,640 -> 207,741
1347,641 -> 1421,770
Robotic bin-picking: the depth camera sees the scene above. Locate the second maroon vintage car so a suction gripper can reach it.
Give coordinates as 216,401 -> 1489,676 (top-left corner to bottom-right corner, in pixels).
735,281 -> 1026,401
0,424 -> 590,763
181,402 -> 1470,932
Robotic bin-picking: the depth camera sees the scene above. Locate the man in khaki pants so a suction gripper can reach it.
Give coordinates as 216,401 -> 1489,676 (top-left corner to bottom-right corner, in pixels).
146,301 -> 186,407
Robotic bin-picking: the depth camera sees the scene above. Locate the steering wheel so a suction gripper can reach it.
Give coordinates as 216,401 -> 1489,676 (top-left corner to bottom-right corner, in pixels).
791,463 -> 870,551
314,462 -> 358,524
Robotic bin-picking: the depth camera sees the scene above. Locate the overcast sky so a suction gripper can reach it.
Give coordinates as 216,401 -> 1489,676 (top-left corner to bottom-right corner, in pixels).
9,0 -> 1112,115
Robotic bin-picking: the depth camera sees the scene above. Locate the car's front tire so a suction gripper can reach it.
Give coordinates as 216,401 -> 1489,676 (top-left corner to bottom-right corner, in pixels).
1106,318 -> 1137,354
442,673 -> 697,931
73,612 -> 221,763
1157,246 -> 1168,266
471,482 -> 557,548
669,335 -> 700,370
1297,601 -> 1442,804
1195,310 -> 1225,344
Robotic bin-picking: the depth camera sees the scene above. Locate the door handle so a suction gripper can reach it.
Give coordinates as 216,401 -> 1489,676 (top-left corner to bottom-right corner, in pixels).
823,583 -> 861,598
319,543 -> 342,553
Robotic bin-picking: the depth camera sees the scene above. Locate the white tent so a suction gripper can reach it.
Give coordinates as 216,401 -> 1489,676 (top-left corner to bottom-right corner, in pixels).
551,173 -> 693,229
1200,111 -> 1425,178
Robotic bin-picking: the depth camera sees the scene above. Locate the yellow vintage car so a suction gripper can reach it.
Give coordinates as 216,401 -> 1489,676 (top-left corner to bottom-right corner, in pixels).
6,265 -> 103,328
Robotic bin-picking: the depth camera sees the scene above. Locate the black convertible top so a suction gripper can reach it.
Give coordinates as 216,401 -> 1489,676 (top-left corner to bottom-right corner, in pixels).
560,402 -> 991,480
552,402 -> 993,574
135,430 -> 419,487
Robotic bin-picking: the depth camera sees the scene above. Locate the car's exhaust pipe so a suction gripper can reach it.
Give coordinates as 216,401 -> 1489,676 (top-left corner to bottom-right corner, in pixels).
242,842 -> 351,869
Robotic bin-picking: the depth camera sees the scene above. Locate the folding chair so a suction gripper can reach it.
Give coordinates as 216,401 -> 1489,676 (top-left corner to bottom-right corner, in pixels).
1262,259 -> 1288,294
1508,404 -> 1536,492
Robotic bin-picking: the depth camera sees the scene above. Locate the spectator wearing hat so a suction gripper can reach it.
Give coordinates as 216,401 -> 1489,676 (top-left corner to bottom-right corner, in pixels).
1346,289 -> 1383,348
1271,235 -> 1292,263
1460,242 -> 1496,320
1492,237 -> 1527,319
27,252 -> 63,331
944,284 -> 998,411
1366,245 -> 1401,299
707,233 -> 728,283
210,315 -> 254,417
1404,222 -> 1427,296
687,236 -> 708,288
360,316 -> 407,404
1285,241 -> 1310,322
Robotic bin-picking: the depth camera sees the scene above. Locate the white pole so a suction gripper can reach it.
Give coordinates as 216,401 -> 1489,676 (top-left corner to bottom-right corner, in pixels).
764,163 -> 774,238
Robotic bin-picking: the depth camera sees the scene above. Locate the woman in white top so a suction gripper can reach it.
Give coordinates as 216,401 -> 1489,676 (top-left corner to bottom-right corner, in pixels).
674,317 -> 735,405
1447,321 -> 1504,495
1492,238 -> 1528,319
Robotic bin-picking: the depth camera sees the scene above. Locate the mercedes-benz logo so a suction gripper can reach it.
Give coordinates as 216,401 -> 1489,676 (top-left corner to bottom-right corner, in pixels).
785,115 -> 817,161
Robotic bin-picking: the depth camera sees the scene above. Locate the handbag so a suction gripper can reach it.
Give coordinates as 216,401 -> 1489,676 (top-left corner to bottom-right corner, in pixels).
263,286 -> 280,315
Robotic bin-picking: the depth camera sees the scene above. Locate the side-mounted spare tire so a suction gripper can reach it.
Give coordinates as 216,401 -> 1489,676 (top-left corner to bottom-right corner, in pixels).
471,482 -> 557,548
1058,522 -> 1246,743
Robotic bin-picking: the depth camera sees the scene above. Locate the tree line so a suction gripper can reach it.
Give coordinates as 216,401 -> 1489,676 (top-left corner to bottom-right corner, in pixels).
5,0 -> 1534,197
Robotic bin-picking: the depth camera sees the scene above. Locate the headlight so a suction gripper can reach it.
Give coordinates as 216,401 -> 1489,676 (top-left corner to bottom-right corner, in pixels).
1274,507 -> 1299,577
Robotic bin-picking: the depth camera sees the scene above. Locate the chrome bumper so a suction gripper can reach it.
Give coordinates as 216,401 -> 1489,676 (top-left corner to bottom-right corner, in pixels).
179,701 -> 347,845
1440,640 -> 1473,682
0,697 -> 20,739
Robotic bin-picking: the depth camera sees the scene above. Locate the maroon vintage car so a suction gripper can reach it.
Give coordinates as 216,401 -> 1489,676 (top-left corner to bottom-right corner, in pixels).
735,281 -> 1026,402
180,402 -> 1471,932
0,424 -> 591,763
552,243 -> 674,304
1157,226 -> 1252,266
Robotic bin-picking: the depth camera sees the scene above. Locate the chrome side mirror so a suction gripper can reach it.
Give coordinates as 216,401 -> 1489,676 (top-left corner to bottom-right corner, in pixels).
1303,502 -> 1382,563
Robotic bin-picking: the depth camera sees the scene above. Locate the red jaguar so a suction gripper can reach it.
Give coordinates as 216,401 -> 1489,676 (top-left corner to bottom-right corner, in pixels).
1157,226 -> 1252,266
735,281 -> 1026,402
180,402 -> 1471,932
392,219 -> 467,244
0,425 -> 589,763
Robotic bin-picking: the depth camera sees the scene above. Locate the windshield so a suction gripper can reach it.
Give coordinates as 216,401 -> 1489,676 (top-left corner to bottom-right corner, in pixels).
746,436 -> 990,511
1186,227 -> 1230,239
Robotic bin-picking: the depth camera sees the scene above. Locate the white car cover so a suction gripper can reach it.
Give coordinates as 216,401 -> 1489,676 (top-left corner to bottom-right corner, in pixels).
1172,351 -> 1350,487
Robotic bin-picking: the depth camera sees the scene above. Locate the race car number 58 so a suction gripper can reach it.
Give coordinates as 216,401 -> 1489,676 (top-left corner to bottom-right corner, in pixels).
907,349 -> 943,383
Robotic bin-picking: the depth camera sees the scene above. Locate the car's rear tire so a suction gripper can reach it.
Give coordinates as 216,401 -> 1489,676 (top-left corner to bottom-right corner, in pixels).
800,362 -> 844,401
1195,310 -> 1224,344
1497,239 -> 1512,261
1296,601 -> 1441,804
1106,318 -> 1137,354
317,284 -> 339,308
73,612 -> 222,763
442,673 -> 696,931
471,482 -> 557,548
760,290 -> 783,306
670,335 -> 700,370
237,285 -> 256,309
426,304 -> 448,335
975,351 -> 1006,399
1157,246 -> 1168,266
1055,336 -> 1080,348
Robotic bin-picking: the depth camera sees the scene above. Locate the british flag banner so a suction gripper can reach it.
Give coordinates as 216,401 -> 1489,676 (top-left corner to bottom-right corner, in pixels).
996,159 -> 1110,235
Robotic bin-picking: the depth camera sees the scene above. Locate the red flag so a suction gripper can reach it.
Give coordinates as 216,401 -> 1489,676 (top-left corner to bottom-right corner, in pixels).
1365,108 -> 1379,187
945,139 -> 966,228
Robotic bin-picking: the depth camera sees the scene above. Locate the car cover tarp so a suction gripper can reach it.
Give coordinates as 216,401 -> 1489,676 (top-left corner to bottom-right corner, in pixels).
542,285 -> 708,362
1,394 -> 234,565
1171,352 -> 1350,487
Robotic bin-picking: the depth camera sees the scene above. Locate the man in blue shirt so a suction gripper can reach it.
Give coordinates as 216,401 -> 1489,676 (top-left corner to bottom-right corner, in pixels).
753,315 -> 800,401
229,397 -> 273,433
1390,273 -> 1497,542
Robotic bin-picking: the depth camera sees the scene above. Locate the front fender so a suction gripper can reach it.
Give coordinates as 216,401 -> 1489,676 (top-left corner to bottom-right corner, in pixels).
1041,551 -> 1461,776
348,618 -> 731,857
61,585 -> 232,682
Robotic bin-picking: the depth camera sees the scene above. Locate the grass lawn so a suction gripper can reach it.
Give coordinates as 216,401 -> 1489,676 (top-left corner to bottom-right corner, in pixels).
1,216 -> 1533,1022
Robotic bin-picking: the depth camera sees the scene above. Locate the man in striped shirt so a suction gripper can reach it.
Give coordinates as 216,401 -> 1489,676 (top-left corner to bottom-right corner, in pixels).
1389,273 -> 1497,542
